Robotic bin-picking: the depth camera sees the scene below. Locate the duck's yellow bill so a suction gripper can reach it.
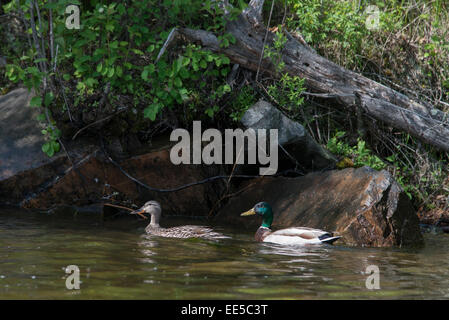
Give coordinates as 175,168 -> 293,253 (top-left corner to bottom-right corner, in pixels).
130,209 -> 148,220
241,208 -> 256,216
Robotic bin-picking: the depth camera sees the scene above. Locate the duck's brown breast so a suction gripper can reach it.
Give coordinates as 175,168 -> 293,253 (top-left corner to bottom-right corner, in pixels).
255,227 -> 272,242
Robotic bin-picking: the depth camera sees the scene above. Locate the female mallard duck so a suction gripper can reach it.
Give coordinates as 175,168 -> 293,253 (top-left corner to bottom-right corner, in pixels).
131,201 -> 227,239
241,202 -> 341,245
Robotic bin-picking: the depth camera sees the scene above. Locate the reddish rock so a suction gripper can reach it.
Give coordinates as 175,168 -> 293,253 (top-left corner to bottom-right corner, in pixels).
0,89 -> 226,215
216,166 -> 423,247
21,148 -> 226,217
418,207 -> 449,227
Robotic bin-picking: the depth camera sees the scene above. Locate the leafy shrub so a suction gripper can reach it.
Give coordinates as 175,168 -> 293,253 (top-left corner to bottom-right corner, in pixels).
327,131 -> 386,171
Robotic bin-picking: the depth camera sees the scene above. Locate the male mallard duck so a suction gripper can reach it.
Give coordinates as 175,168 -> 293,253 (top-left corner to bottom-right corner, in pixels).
241,202 -> 341,245
131,200 -> 228,239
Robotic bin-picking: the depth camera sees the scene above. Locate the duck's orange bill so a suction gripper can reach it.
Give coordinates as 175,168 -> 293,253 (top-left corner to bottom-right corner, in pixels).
241,208 -> 256,216
131,209 -> 148,219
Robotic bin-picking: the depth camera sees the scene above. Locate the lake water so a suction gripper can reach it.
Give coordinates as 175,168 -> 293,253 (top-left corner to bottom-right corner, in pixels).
1,207 -> 448,299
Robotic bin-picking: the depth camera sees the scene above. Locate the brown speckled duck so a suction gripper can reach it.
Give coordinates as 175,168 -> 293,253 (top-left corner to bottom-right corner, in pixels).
131,201 -> 228,239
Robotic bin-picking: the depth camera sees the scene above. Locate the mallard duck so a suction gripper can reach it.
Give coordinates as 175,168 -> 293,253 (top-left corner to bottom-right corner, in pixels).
131,200 -> 228,239
241,202 -> 341,245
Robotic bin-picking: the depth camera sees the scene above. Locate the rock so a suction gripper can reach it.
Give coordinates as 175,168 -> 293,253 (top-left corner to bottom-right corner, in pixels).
418,207 -> 449,227
0,88 -> 70,204
0,88 -> 226,216
0,88 -> 110,207
215,166 -> 423,247
20,147 -> 226,217
0,88 -> 53,179
240,99 -> 337,171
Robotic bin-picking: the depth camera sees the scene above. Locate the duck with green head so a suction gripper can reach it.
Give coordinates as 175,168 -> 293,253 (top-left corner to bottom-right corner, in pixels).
241,202 -> 341,245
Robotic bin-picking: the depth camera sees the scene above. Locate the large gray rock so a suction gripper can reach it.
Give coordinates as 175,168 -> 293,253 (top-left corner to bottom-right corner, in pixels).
215,166 -> 424,247
241,99 -> 336,170
0,88 -> 55,180
0,88 -> 95,205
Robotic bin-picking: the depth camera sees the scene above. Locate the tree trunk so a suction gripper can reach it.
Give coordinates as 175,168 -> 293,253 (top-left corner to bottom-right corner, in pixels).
177,0 -> 449,152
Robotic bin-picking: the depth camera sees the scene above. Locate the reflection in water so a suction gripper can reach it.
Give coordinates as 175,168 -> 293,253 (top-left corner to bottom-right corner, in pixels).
1,208 -> 449,299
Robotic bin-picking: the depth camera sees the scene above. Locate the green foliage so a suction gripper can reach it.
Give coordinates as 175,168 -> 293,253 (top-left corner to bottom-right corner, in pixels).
141,44 -> 231,121
263,27 -> 287,75
287,0 -> 367,67
267,73 -> 305,111
229,86 -> 257,121
2,0 -> 245,156
327,131 -> 386,171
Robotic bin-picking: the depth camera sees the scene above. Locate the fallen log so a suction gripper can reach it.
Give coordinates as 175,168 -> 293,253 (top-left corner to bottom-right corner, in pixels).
176,0 -> 449,152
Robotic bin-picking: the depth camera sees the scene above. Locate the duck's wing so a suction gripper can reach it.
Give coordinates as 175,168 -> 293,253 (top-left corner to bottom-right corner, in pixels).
166,225 -> 230,239
263,227 -> 340,245
270,227 -> 332,239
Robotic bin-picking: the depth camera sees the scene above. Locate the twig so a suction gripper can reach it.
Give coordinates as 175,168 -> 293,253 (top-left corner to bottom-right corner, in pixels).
103,203 -> 134,211
255,0 -> 275,82
29,2 -> 45,75
72,106 -> 127,140
302,92 -> 355,98
14,6 -> 32,48
53,44 -> 74,123
100,136 -> 303,194
155,27 -> 178,64
49,0 -> 55,68
33,0 -> 45,64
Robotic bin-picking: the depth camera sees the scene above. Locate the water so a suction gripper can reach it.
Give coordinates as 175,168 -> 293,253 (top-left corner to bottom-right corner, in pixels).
1,207 -> 449,299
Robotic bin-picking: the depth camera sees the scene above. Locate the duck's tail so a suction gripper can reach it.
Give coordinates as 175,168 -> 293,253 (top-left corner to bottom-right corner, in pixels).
319,234 -> 342,245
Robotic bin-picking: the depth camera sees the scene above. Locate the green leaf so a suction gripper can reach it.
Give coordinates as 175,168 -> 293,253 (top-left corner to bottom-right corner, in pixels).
143,103 -> 161,121
179,88 -> 189,101
42,142 -> 50,153
44,92 -> 54,107
179,68 -> 190,79
116,65 -> 123,77
51,141 -> 60,153
141,69 -> 149,81
147,44 -> 155,52
34,57 -> 48,64
174,77 -> 182,88
146,64 -> 155,73
76,82 -> 86,91
192,61 -> 199,71
117,3 -> 126,15
101,67 -> 109,76
107,67 -> 115,78
105,22 -> 115,32
132,49 -> 144,55
30,96 -> 42,108
36,113 -> 46,122
63,73 -> 71,81
86,78 -> 97,87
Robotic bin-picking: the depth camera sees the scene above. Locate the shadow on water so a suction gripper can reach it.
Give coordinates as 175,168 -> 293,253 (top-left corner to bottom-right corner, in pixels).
1,207 -> 449,299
